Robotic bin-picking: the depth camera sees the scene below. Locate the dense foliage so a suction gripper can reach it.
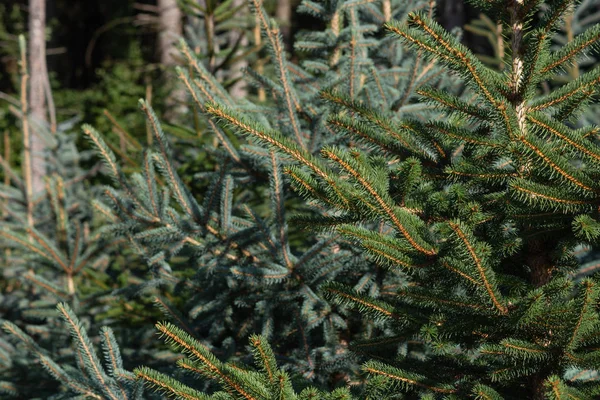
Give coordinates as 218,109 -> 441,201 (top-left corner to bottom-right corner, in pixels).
1,0 -> 600,399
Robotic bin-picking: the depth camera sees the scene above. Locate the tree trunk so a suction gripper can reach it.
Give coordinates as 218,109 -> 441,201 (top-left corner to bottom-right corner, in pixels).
440,0 -> 465,31
28,0 -> 47,195
157,0 -> 182,66
157,0 -> 185,120
276,0 -> 292,50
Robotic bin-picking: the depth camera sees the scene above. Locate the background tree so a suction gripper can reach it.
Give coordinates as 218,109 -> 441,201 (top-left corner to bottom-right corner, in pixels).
157,0 -> 182,67
28,0 -> 49,195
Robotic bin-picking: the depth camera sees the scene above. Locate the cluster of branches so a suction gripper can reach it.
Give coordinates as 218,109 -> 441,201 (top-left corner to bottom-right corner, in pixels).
2,0 -> 600,399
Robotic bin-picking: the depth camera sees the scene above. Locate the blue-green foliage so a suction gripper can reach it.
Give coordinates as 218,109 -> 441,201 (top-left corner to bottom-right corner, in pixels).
0,41 -> 158,400
136,322 -> 356,399
82,0 -> 449,392
3,303 -> 147,400
200,0 -> 600,398
5,0 -> 600,399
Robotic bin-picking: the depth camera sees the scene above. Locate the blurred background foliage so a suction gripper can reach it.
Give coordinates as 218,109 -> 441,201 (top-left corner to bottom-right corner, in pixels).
0,0 -> 496,131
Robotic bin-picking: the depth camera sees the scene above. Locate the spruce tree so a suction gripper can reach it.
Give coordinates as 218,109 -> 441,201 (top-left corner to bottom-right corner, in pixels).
75,0 -> 448,392
4,0 -> 600,399
198,0 -> 600,398
0,37 -> 158,399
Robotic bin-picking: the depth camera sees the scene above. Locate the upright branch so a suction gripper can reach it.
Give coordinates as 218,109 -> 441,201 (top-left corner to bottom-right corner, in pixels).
18,36 -> 34,228
330,8 -> 341,67
28,0 -> 47,195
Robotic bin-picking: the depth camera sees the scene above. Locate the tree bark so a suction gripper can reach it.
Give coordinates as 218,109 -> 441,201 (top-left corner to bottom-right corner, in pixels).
276,0 -> 292,51
157,0 -> 185,120
28,0 -> 47,195
157,0 -> 182,66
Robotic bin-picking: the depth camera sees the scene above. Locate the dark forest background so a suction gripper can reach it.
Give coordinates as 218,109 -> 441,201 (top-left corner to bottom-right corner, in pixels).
0,0 -> 494,162
0,0 -> 482,96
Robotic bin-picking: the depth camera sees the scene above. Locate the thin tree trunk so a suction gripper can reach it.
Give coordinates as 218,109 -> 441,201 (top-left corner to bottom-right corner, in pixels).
157,0 -> 182,66
28,0 -> 47,195
157,0 -> 185,120
276,0 -> 292,50
440,0 -> 465,31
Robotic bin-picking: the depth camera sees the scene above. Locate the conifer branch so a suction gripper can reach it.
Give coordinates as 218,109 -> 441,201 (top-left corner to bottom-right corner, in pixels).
472,383 -> 504,400
248,0 -> 306,150
440,259 -> 481,286
416,88 -> 489,120
8,0 -> 597,397
396,51 -> 422,110
141,101 -> 203,221
242,204 -> 278,253
206,103 -> 351,208
323,283 -> 404,321
364,361 -> 457,394
540,24 -> 600,75
402,13 -> 500,106
320,91 -> 424,156
0,229 -> 69,271
135,367 -> 209,400
520,30 -> 548,95
179,359 -> 265,399
23,272 -> 69,300
154,322 -> 260,400
26,227 -> 70,272
140,150 -> 160,217
249,335 -> 276,385
321,148 -> 436,255
154,296 -> 198,340
82,124 -> 154,220
220,174 -> 234,232
447,168 -> 518,183
518,136 -> 597,193
56,303 -> 121,400
38,354 -> 103,399
447,221 -> 507,314
326,115 -> 402,154
566,280 -> 598,351
175,68 -> 242,164
0,155 -> 23,193
269,151 -> 293,268
385,22 -> 454,65
283,166 -> 336,206
178,40 -> 233,106
336,225 -> 416,268
368,65 -> 388,111
541,0 -> 576,35
509,180 -> 594,212
100,327 -> 122,375
361,241 -> 415,270
527,113 -> 600,163
67,222 -> 81,277
80,125 -> 122,185
99,329 -> 128,399
400,290 -> 489,313
427,121 -> 500,148
531,66 -> 600,111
